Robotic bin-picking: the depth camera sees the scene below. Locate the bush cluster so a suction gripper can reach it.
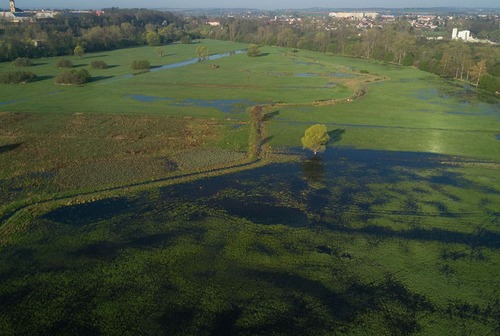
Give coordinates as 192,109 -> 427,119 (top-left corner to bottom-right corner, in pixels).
56,59 -> 73,68
13,57 -> 32,67
131,60 -> 150,70
180,35 -> 192,44
1,71 -> 37,84
91,60 -> 108,69
247,44 -> 260,57
479,74 -> 500,94
55,68 -> 91,85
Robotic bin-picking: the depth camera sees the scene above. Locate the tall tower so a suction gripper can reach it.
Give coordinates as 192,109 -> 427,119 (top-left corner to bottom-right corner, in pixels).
452,28 -> 458,39
10,0 -> 16,13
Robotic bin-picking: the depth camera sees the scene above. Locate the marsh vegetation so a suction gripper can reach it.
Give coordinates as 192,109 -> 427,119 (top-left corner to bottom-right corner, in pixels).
0,40 -> 498,335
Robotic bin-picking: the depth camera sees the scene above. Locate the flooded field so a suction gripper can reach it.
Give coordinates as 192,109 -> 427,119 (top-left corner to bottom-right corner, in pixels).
1,147 -> 498,335
0,41 -> 498,335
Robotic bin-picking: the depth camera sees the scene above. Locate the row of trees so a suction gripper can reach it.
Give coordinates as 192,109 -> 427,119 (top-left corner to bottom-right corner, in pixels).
202,18 -> 499,93
0,9 -> 189,61
1,9 -> 497,92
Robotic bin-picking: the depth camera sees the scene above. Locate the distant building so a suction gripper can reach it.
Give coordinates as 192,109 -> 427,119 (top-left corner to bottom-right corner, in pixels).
0,11 -> 32,22
34,11 -> 59,19
1,0 -> 34,22
329,12 -> 379,20
206,21 -> 221,26
457,30 -> 471,40
452,28 -> 471,41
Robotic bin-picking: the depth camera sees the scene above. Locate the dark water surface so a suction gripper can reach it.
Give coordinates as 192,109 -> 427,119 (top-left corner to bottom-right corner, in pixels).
2,147 -> 499,335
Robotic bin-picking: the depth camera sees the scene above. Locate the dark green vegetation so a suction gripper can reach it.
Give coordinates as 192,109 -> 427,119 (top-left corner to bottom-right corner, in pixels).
55,68 -> 91,85
0,8 -> 187,62
0,40 -> 499,335
0,70 -> 37,84
12,57 -> 31,67
131,60 -> 151,71
56,58 -> 73,68
247,44 -> 261,57
91,60 -> 108,69
1,151 -> 498,335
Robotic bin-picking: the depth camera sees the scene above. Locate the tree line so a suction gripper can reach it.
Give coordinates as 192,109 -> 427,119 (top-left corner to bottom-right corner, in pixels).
0,8 -> 193,61
1,9 -> 498,93
203,18 -> 499,93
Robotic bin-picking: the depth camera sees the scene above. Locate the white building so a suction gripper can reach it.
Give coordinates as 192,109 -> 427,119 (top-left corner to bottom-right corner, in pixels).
457,30 -> 471,40
329,12 -> 364,20
452,28 -> 471,41
34,11 -> 59,19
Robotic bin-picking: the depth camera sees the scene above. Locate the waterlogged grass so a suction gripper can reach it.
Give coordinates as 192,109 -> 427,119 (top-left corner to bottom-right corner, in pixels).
0,41 -> 499,335
0,112 -> 248,217
0,148 -> 498,335
0,41 -> 376,117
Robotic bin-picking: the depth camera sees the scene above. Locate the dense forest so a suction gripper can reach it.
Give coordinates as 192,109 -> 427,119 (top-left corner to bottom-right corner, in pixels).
1,8 -> 499,93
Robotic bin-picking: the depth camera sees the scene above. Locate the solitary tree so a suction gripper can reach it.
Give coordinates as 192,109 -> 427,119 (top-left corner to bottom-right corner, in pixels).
301,124 -> 330,155
196,45 -> 209,61
146,31 -> 161,46
247,44 -> 260,57
470,59 -> 487,87
74,45 -> 85,58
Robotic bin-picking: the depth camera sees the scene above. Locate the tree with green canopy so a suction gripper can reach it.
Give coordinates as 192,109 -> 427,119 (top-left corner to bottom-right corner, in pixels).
74,45 -> 85,58
301,124 -> 330,155
247,44 -> 260,57
196,45 -> 209,61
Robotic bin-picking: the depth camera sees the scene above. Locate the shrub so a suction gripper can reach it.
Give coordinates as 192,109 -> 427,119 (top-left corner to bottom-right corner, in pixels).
478,74 -> 500,94
56,59 -> 73,68
91,60 -> 108,69
180,35 -> 192,44
13,57 -> 32,67
247,44 -> 260,57
1,71 -> 37,84
55,68 -> 91,85
360,69 -> 369,74
131,60 -> 150,70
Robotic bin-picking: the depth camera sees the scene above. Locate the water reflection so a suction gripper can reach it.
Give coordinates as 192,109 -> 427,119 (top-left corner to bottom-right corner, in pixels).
301,156 -> 325,183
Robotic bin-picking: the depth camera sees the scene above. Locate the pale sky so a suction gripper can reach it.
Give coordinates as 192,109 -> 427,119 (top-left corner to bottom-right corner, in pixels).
7,0 -> 499,10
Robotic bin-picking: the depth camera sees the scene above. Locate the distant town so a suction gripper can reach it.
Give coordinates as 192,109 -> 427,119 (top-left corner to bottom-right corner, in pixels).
1,1 -> 499,45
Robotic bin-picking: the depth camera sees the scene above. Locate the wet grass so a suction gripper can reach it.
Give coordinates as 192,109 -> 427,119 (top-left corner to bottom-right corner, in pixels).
0,112 -> 248,218
0,148 -> 498,335
0,41 -> 499,335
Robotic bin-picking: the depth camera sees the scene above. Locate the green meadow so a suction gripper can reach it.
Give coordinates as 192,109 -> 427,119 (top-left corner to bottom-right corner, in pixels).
0,40 -> 499,335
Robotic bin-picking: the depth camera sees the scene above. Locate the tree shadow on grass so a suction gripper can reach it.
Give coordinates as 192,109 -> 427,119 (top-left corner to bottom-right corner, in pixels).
263,110 -> 280,121
261,135 -> 274,146
72,64 -> 88,68
85,54 -> 108,59
31,62 -> 48,67
91,76 -> 114,82
0,143 -> 22,154
103,64 -> 120,69
36,75 -> 54,81
257,53 -> 270,57
327,129 -> 345,144
243,270 -> 432,334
